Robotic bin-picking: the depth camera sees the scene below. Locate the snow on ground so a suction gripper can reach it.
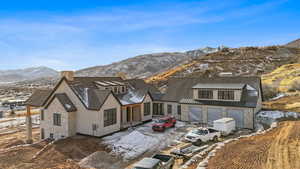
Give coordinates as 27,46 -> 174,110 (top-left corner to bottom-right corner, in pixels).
103,121 -> 187,160
269,93 -> 286,101
256,110 -> 300,126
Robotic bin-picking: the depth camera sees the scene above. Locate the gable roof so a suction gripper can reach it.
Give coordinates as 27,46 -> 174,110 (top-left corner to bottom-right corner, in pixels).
25,89 -> 52,107
163,76 -> 262,108
71,87 -> 114,110
45,93 -> 77,112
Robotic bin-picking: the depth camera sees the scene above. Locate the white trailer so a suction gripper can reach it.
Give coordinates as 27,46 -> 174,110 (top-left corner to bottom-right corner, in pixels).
213,118 -> 235,136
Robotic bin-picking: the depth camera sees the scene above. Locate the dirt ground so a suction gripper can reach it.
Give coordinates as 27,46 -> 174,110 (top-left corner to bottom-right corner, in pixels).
207,121 -> 300,169
0,127 -> 120,169
263,95 -> 300,112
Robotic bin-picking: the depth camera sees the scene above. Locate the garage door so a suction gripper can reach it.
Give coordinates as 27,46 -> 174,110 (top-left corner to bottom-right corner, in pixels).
227,109 -> 244,128
207,108 -> 223,126
188,107 -> 202,123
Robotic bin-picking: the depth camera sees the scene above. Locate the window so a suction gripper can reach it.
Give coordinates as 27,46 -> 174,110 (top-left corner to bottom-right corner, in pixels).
167,104 -> 172,114
53,113 -> 61,126
114,87 -> 118,93
104,108 -> 117,127
177,105 -> 181,115
153,103 -> 164,116
49,133 -> 54,139
218,90 -> 235,100
198,89 -> 213,99
144,102 -> 151,116
121,86 -> 126,93
41,128 -> 45,139
41,109 -> 44,121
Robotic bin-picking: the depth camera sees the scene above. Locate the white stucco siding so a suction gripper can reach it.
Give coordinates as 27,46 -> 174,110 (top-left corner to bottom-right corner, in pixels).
41,98 -> 72,140
163,102 -> 179,118
141,94 -> 152,122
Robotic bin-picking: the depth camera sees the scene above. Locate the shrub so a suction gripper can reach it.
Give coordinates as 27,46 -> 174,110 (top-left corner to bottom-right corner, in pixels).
262,84 -> 279,100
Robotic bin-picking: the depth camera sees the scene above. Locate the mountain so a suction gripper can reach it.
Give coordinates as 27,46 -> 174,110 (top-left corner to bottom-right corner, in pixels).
146,45 -> 300,86
76,47 -> 221,78
286,39 -> 300,48
0,66 -> 59,83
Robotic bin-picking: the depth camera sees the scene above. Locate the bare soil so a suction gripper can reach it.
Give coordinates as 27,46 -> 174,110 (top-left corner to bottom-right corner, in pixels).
207,121 -> 300,169
263,95 -> 300,112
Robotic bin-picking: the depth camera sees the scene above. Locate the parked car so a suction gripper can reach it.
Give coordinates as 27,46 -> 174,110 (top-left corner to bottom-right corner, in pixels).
184,127 -> 221,145
213,118 -> 235,136
152,116 -> 176,132
132,154 -> 174,169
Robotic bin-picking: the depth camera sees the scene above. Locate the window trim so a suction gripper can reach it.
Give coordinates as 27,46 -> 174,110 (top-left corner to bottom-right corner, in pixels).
198,89 -> 213,99
167,104 -> 172,114
53,113 -> 61,126
144,102 -> 151,116
104,108 -> 117,127
41,109 -> 44,121
218,90 -> 235,100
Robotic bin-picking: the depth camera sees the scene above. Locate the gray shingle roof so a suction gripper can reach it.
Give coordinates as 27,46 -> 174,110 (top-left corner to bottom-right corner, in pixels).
25,89 -> 52,107
54,93 -> 77,112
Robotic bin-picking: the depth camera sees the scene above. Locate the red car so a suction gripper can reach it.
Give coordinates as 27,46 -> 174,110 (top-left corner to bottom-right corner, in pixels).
152,116 -> 176,132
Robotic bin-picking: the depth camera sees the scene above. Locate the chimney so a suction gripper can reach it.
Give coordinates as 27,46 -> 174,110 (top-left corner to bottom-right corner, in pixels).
60,71 -> 74,81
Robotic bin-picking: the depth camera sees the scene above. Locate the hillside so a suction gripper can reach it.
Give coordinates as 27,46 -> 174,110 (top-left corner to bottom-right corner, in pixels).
76,47 -> 222,78
0,66 -> 58,84
286,38 -> 300,48
146,46 -> 300,85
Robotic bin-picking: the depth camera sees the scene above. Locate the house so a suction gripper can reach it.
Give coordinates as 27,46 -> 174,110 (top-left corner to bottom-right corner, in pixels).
155,77 -> 263,129
26,71 -> 159,140
26,72 -> 262,140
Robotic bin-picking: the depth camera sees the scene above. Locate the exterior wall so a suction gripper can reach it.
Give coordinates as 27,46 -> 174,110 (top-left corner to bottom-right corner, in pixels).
180,103 -> 254,129
193,89 -> 242,101
41,98 -> 74,140
163,102 -> 179,118
141,94 -> 153,122
44,80 -> 121,137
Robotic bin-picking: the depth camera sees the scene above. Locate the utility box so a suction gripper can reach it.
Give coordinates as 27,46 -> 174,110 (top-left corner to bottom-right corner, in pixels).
213,118 -> 236,136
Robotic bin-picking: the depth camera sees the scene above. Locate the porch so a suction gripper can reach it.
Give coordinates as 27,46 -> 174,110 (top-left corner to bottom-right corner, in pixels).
121,104 -> 143,129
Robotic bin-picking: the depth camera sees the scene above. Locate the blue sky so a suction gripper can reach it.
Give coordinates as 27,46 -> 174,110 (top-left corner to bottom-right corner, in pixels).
0,0 -> 299,71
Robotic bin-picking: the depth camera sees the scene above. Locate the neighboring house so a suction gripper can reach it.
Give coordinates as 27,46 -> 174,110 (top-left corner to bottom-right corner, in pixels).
26,72 -> 262,140
26,71 -> 159,140
156,77 -> 263,129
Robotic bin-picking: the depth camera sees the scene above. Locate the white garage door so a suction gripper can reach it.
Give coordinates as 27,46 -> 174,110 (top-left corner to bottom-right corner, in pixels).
207,108 -> 223,126
228,109 -> 244,128
188,107 -> 202,123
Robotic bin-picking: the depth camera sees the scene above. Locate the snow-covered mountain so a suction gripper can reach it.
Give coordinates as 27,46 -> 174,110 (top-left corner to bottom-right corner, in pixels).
0,66 -> 58,83
76,47 -> 221,78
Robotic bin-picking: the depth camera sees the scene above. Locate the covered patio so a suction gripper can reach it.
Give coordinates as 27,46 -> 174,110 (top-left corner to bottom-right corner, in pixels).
121,104 -> 143,129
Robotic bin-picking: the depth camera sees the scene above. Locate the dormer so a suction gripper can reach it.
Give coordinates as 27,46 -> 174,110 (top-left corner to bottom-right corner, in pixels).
94,80 -> 128,94
192,83 -> 245,101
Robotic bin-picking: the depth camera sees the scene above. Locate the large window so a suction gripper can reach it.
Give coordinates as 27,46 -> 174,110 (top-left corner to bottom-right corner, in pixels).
144,102 -> 151,116
104,108 -> 117,127
41,109 -> 44,121
153,103 -> 164,115
218,90 -> 235,100
198,89 -> 213,99
177,105 -> 181,115
167,104 -> 172,114
53,113 -> 61,126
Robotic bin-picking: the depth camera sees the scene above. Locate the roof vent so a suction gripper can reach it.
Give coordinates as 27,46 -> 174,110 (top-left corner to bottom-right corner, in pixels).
60,71 -> 74,81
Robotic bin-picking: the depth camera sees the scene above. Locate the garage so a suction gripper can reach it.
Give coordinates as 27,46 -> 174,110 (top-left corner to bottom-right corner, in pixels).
188,106 -> 202,123
227,109 -> 244,128
207,108 -> 223,126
